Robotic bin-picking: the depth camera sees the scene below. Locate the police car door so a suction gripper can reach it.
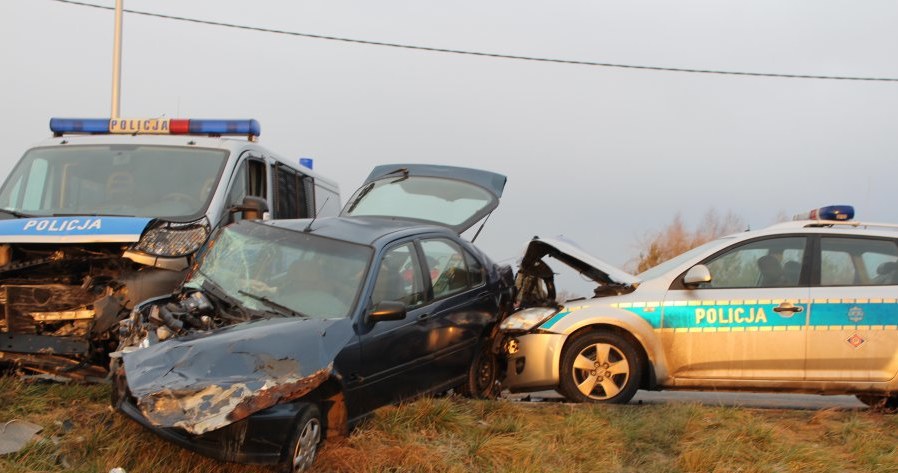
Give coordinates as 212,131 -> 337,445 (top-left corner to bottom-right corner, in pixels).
662,236 -> 810,381
805,235 -> 898,382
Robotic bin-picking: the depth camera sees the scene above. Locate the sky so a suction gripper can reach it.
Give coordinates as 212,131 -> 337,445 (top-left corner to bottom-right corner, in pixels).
2,0 -> 898,274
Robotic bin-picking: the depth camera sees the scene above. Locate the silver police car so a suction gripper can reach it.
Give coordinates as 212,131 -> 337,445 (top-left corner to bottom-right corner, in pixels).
500,206 -> 898,409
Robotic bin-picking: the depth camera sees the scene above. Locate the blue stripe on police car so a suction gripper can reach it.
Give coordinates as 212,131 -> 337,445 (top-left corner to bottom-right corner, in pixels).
0,216 -> 153,242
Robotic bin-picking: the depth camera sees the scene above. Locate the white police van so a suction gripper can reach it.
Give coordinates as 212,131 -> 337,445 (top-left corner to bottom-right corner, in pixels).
501,206 -> 898,409
0,118 -> 339,376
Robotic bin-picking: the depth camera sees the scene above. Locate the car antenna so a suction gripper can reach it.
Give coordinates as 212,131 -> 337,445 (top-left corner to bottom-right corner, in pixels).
469,211 -> 493,243
303,197 -> 330,233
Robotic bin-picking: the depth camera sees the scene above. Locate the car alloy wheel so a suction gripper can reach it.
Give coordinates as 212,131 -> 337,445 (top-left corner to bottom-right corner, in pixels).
558,331 -> 642,404
286,405 -> 322,473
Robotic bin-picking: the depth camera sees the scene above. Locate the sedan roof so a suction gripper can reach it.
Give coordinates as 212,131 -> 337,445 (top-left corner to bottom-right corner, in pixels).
262,216 -> 454,247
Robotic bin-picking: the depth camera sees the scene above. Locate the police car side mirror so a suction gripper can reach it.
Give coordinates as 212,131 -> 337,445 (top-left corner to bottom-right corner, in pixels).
683,265 -> 712,287
230,196 -> 269,220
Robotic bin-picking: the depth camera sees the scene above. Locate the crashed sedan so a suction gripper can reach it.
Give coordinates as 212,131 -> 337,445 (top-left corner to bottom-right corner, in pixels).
112,164 -> 513,471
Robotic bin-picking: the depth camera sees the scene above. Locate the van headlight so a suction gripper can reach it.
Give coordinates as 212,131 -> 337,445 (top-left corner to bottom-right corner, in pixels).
133,218 -> 209,257
500,307 -> 558,332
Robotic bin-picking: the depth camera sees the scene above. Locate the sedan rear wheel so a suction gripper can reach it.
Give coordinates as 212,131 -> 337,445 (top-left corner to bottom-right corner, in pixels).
558,331 -> 642,404
459,344 -> 500,399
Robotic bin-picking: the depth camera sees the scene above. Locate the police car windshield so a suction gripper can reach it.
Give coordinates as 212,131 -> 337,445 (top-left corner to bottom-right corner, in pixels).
637,237 -> 733,281
186,221 -> 372,319
0,145 -> 228,219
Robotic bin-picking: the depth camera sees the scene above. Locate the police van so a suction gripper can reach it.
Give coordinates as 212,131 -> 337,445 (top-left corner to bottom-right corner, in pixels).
0,118 -> 340,376
501,206 -> 898,409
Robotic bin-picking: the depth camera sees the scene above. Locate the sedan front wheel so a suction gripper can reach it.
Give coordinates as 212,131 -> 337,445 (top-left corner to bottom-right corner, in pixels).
282,404 -> 322,473
558,331 -> 642,404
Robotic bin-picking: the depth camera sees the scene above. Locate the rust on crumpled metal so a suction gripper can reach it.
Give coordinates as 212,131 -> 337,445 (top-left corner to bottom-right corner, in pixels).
136,356 -> 332,435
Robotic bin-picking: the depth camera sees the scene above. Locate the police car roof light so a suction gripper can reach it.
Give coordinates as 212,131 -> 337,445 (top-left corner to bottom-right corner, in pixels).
793,205 -> 855,222
182,119 -> 261,137
49,118 -> 111,134
49,118 -> 261,138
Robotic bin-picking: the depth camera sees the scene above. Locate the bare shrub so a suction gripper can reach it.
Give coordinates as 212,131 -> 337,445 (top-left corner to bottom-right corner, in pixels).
631,209 -> 745,274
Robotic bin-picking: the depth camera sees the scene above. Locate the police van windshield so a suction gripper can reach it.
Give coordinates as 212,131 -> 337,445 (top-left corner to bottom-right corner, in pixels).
0,145 -> 228,220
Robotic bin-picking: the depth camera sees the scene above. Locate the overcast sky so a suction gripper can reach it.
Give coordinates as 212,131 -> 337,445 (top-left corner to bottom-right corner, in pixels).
3,0 -> 897,272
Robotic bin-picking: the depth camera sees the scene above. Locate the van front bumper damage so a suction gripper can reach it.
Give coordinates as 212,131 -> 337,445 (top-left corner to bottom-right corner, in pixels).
0,244 -> 185,378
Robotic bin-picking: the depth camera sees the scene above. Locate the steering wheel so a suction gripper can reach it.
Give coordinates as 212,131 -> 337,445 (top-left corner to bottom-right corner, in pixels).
161,192 -> 200,209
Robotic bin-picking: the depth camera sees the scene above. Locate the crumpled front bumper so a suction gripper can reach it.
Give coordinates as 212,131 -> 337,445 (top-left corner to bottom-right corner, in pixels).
115,381 -> 303,465
502,332 -> 566,393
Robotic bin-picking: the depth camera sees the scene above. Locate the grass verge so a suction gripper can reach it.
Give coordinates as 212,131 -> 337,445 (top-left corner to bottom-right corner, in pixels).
1,377 -> 896,473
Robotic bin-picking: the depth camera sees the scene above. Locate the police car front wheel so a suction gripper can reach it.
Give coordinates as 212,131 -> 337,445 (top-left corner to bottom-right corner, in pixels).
558,331 -> 642,404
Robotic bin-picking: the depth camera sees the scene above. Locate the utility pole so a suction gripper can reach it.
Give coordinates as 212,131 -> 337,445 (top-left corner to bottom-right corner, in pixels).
111,0 -> 123,118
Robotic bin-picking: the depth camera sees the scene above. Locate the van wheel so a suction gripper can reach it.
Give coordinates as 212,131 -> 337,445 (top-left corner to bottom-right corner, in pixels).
856,395 -> 898,411
558,331 -> 641,404
282,404 -> 322,473
459,345 -> 500,399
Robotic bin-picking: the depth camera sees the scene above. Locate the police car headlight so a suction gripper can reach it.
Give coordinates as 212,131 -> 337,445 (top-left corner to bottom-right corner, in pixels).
500,307 -> 558,332
133,218 -> 209,257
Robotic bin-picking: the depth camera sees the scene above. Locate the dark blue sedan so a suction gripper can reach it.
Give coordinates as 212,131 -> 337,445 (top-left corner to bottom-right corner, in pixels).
112,164 -> 514,472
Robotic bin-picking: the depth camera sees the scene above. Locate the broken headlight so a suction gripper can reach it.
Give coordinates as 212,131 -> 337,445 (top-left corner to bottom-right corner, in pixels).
499,307 -> 558,332
133,218 -> 210,257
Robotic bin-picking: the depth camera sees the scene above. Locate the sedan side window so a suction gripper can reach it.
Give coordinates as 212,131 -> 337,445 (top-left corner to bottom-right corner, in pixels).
421,239 -> 471,299
821,237 -> 898,286
703,237 -> 806,288
372,243 -> 425,308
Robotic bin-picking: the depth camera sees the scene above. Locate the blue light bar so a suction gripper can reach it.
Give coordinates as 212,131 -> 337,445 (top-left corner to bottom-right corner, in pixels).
49,118 -> 261,138
793,205 -> 855,221
186,119 -> 261,137
49,118 -> 110,134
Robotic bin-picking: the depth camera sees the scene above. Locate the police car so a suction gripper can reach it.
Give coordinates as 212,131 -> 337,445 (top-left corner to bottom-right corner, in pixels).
0,118 -> 339,376
500,206 -> 898,409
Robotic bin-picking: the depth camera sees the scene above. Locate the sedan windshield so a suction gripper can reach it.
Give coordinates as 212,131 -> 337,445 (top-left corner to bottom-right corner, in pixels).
0,145 -> 228,219
188,221 -> 372,319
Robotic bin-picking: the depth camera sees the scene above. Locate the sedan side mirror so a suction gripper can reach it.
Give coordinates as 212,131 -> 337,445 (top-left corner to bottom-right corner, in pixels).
368,300 -> 407,322
683,264 -> 712,287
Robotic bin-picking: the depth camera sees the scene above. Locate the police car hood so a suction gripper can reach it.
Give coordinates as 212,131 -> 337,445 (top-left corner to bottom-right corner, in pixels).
522,237 -> 640,287
0,215 -> 153,243
121,316 -> 354,435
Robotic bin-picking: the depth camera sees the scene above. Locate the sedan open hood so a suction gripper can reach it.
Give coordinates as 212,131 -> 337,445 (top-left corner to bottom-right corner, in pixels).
122,317 -> 354,435
340,164 -> 506,234
521,237 -> 640,287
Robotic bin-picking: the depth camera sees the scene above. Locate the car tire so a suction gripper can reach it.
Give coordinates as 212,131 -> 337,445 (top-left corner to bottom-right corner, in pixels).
557,331 -> 642,404
458,344 -> 501,399
856,395 -> 898,411
281,404 -> 323,473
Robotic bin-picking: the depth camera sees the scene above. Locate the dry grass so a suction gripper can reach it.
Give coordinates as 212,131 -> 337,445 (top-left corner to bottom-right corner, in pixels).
2,377 -> 897,473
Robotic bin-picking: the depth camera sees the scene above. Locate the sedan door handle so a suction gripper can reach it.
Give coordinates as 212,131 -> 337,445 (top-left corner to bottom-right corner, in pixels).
417,312 -> 430,320
773,302 -> 804,313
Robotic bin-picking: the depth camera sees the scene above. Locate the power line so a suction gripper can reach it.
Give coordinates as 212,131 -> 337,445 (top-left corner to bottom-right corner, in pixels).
49,0 -> 898,83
